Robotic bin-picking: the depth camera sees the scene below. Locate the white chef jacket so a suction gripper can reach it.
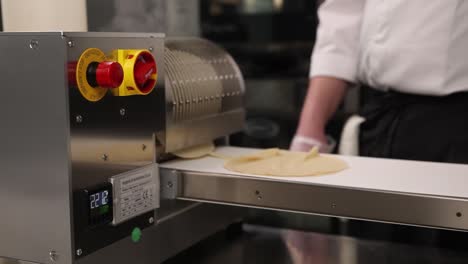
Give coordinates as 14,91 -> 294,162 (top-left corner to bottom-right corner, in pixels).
310,0 -> 468,96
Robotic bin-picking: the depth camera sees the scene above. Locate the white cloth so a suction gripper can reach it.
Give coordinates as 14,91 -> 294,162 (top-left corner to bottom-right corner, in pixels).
338,115 -> 365,156
310,0 -> 468,96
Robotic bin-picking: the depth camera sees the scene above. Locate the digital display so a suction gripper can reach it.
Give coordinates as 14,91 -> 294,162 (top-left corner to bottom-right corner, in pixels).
89,190 -> 109,209
88,186 -> 113,225
75,183 -> 113,229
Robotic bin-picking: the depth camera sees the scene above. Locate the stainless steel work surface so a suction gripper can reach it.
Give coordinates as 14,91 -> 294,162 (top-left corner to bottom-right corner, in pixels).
160,146 -> 468,231
161,146 -> 468,199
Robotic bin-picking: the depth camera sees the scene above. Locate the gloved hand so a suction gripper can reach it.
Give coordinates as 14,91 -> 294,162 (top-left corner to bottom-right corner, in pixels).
290,135 -> 336,153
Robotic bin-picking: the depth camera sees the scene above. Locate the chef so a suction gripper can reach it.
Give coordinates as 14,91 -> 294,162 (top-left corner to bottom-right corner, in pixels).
289,0 -> 468,248
290,0 -> 468,164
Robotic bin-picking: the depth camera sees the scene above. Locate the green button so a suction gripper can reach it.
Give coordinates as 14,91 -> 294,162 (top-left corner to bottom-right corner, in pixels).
99,205 -> 109,215
131,227 -> 142,243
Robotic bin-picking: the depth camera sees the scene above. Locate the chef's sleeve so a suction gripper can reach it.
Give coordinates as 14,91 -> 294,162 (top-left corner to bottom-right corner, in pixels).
310,0 -> 367,83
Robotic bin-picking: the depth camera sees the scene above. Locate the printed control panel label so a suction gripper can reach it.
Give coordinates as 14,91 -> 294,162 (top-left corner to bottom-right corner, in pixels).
112,166 -> 157,225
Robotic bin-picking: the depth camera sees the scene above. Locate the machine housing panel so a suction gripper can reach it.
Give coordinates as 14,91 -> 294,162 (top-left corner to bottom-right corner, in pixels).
0,32 -> 73,264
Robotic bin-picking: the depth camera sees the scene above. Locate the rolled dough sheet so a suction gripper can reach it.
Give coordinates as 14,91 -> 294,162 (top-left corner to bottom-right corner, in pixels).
172,143 -> 215,159
224,148 -> 348,177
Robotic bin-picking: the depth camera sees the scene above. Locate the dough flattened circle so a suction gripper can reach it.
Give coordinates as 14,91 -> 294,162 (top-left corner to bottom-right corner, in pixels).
172,143 -> 215,159
224,148 -> 348,177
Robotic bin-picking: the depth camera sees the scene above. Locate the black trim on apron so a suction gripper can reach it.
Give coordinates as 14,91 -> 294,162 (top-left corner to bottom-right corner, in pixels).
359,85 -> 468,164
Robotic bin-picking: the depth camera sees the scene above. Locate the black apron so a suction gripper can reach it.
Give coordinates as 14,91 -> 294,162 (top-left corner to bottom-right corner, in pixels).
359,86 -> 468,164
348,86 -> 468,250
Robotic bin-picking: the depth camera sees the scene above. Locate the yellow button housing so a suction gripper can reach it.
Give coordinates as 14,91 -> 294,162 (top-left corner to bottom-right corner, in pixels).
110,49 -> 158,96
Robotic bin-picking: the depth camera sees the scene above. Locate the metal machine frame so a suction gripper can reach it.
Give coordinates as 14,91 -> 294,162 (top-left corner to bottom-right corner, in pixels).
3,32 -> 468,264
160,147 -> 468,232
0,32 -> 246,264
162,171 -> 468,230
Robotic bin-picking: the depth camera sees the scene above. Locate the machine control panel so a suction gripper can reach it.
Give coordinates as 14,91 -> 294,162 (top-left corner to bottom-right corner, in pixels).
66,35 -> 164,258
73,164 -> 159,258
74,165 -> 158,229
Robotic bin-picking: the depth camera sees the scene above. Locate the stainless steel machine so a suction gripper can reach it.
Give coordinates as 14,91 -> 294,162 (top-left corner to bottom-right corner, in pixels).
0,32 -> 245,264
2,32 -> 468,264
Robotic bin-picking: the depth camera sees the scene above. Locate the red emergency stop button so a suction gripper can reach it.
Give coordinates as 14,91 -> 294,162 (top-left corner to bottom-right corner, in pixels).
86,61 -> 123,89
96,61 -> 124,88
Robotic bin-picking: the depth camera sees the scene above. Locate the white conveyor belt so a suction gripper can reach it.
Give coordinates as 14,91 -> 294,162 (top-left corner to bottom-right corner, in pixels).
161,146 -> 468,199
160,146 -> 468,231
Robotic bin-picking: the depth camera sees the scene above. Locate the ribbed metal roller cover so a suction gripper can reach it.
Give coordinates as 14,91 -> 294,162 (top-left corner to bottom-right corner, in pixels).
165,38 -> 244,122
164,38 -> 245,152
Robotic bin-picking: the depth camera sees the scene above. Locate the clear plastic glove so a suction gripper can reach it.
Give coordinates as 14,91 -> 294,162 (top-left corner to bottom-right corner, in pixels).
290,135 -> 336,153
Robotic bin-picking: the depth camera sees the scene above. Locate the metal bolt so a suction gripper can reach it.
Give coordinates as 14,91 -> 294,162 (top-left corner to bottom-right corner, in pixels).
76,248 -> 83,256
76,115 -> 83,123
120,108 -> 126,116
148,47 -> 154,52
49,251 -> 58,262
167,181 -> 173,188
332,203 -> 337,208
255,190 -> 262,200
102,154 -> 108,161
29,40 -> 39,49
67,40 -> 75,47
149,217 -> 154,224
